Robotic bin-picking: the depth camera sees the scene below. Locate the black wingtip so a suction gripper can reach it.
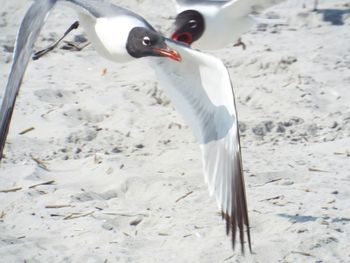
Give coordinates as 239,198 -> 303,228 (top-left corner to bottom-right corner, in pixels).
221,212 -> 253,255
220,151 -> 252,254
0,108 -> 14,162
221,210 -> 252,254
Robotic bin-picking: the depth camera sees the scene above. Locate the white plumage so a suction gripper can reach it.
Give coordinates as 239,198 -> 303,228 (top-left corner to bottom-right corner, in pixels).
172,0 -> 285,49
151,41 -> 250,250
0,0 -> 250,251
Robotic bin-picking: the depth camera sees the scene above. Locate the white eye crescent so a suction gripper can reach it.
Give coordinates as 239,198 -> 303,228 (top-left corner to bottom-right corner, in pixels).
188,20 -> 197,29
142,36 -> 151,46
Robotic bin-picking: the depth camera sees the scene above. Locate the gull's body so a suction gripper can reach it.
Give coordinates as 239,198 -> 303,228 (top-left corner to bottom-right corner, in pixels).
0,0 -> 250,251
172,0 -> 284,49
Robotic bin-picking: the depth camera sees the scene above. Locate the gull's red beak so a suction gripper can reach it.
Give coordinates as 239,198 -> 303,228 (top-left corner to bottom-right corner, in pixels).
171,31 -> 193,45
153,46 -> 182,62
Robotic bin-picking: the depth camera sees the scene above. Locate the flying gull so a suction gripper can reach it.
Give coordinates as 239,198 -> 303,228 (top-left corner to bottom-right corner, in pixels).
0,0 -> 250,252
171,0 -> 285,49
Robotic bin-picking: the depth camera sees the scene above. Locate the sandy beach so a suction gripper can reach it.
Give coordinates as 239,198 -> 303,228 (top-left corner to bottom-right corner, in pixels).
0,0 -> 349,262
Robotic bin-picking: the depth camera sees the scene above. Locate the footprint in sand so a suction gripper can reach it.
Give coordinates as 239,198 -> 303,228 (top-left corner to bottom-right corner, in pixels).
66,128 -> 98,144
72,190 -> 119,202
34,88 -> 77,104
62,108 -> 105,126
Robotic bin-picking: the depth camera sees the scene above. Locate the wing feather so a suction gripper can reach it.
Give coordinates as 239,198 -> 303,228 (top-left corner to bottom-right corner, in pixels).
0,0 -> 58,160
151,40 -> 251,251
66,0 -> 153,28
0,0 -> 151,160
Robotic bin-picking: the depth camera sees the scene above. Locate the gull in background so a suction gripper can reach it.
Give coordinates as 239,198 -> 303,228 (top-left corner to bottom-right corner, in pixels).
171,0 -> 285,49
0,0 -> 251,252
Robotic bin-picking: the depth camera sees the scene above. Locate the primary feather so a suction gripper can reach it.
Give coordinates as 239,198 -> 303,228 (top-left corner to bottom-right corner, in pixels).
151,40 -> 251,251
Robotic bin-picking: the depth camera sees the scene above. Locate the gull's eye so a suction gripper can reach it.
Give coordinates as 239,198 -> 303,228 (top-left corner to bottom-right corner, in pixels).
142,36 -> 151,46
188,20 -> 197,29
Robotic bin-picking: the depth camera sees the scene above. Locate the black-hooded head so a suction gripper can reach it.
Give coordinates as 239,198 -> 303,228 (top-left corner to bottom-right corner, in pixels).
171,10 -> 205,45
126,27 -> 181,61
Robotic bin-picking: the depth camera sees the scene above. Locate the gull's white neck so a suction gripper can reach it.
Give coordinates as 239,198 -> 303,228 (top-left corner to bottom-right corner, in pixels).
78,13 -> 147,62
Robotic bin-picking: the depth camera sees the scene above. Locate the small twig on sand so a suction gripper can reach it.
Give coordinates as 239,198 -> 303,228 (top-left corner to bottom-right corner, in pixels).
19,127 -> 35,135
308,167 -> 331,173
29,180 -> 55,189
102,212 -> 148,217
50,214 -> 65,217
175,191 -> 194,203
30,155 -> 50,171
252,178 -> 282,187
64,211 -> 94,220
45,204 -> 72,209
224,255 -> 234,261
259,195 -> 283,202
291,251 -> 314,257
265,178 -> 282,184
302,188 -> 317,193
0,187 -> 22,193
129,217 -> 143,226
334,151 -> 350,157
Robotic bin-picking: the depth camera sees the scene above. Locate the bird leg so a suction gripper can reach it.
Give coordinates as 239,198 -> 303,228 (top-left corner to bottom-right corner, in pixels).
233,38 -> 246,50
32,21 -> 80,60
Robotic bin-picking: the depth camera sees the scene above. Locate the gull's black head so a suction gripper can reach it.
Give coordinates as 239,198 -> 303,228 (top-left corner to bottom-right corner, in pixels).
126,27 -> 181,61
171,10 -> 204,45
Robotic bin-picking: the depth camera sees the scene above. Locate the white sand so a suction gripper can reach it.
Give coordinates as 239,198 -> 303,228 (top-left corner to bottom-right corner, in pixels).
0,0 -> 349,262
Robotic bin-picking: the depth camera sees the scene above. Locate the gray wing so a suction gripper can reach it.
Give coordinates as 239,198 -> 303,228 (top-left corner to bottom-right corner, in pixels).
67,0 -> 153,28
0,0 -> 58,160
151,40 -> 251,251
0,0 -> 154,160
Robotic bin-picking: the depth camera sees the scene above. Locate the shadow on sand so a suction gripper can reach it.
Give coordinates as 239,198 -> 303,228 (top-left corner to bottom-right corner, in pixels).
278,213 -> 350,223
316,8 -> 350,25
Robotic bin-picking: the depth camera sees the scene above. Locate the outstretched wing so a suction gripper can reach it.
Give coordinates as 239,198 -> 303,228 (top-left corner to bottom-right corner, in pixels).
0,0 -> 58,160
0,0 -> 153,160
151,40 -> 251,251
66,0 -> 153,28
